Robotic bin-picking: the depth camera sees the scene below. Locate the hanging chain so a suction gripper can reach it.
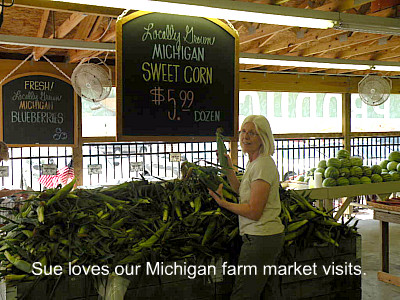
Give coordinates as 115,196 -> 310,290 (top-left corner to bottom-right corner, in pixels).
117,9 -> 130,22
0,53 -> 33,86
42,55 -> 71,81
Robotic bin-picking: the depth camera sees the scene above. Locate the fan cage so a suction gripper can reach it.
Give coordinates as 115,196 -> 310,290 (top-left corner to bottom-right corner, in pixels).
71,63 -> 112,102
358,75 -> 392,107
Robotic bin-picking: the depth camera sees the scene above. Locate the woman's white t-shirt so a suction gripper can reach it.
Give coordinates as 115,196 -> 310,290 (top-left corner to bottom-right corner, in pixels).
238,154 -> 284,236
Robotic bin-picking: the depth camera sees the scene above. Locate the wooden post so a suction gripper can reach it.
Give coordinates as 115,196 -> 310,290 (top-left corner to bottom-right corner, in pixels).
230,141 -> 238,171
72,96 -> 83,186
381,220 -> 389,273
342,93 -> 351,151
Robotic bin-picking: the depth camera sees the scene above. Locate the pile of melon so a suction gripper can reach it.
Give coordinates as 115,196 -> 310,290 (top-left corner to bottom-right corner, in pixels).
299,150 -> 400,187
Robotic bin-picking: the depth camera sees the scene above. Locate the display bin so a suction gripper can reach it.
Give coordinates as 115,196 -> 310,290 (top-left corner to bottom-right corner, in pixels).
277,233 -> 362,300
1,261 -> 235,300
2,234 -> 361,300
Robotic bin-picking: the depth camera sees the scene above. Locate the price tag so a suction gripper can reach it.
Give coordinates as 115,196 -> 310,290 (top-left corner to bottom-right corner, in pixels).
130,162 -> 144,172
88,164 -> 102,175
0,166 -> 9,177
41,164 -> 57,175
169,153 -> 181,162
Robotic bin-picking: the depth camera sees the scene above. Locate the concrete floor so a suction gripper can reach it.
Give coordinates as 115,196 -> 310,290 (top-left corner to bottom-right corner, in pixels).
351,209 -> 400,299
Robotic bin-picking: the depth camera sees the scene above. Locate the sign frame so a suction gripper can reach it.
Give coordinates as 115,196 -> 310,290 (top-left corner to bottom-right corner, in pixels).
0,72 -> 78,147
116,11 -> 239,143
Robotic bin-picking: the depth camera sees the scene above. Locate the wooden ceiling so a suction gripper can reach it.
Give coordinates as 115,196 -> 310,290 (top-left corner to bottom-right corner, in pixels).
1,0 -> 400,76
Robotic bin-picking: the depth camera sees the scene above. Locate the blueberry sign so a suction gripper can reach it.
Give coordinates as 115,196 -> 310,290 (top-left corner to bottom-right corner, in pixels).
1,74 -> 76,146
116,12 -> 238,139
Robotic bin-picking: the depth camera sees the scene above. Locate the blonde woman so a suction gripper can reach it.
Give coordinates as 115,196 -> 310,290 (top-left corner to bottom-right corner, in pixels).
209,115 -> 284,300
0,142 -> 24,198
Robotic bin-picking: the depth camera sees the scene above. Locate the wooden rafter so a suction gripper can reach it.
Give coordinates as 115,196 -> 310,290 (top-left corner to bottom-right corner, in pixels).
68,19 -> 116,63
292,32 -> 384,57
36,9 -> 50,38
33,12 -> 86,60
240,24 -> 289,46
338,37 -> 400,59
73,15 -> 97,40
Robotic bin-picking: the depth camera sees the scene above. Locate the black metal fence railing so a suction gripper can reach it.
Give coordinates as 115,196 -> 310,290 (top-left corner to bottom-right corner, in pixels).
238,138 -> 344,181
2,137 -> 400,189
0,147 -> 72,191
82,142 -> 219,186
351,136 -> 400,166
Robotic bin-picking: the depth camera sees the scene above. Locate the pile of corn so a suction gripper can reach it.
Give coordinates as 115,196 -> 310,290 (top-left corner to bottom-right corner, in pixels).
0,162 -> 358,283
280,188 -> 358,248
0,163 -> 240,282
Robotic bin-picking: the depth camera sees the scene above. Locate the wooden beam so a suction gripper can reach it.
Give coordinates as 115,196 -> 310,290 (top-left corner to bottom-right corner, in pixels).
87,17 -> 104,40
68,20 -> 116,63
298,32 -> 384,57
11,0 -> 124,17
239,71 -> 400,93
34,12 -> 86,60
240,24 -> 289,46
342,93 -> 351,151
339,37 -> 400,58
36,10 -> 50,38
378,272 -> 400,287
73,15 -> 97,40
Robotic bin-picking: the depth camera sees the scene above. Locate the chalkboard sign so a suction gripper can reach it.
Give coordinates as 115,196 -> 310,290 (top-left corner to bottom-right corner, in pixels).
1,74 -> 77,146
116,12 -> 238,141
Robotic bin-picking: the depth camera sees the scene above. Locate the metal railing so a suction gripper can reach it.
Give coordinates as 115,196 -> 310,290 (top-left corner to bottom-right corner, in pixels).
238,138 -> 344,181
82,142 -> 219,186
2,136 -> 400,189
0,147 -> 72,191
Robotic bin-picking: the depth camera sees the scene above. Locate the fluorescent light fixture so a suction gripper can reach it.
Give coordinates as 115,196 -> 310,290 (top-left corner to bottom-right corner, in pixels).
240,53 -> 400,72
56,0 -> 336,29
334,13 -> 400,36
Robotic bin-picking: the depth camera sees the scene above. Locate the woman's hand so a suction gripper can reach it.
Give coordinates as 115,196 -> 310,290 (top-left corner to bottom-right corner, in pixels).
208,183 -> 227,207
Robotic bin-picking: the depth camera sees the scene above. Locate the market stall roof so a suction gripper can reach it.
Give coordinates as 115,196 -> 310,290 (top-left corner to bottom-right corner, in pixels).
2,0 -> 400,76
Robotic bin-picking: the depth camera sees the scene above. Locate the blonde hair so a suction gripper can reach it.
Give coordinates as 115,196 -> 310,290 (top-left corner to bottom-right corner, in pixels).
241,115 -> 275,156
0,141 -> 9,161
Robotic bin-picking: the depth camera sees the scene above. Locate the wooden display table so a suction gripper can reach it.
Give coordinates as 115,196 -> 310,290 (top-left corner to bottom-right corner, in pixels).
292,181 -> 400,220
368,204 -> 400,287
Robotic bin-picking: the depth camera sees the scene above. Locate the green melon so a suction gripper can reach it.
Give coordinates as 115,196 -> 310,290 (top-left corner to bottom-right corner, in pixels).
387,161 -> 399,171
322,178 -> 337,187
324,167 -> 339,179
340,158 -> 352,168
371,174 -> 383,183
339,167 -> 350,178
397,164 -> 400,172
337,177 -> 349,186
380,160 -> 390,169
382,169 -> 388,174
362,166 -> 372,177
350,166 -> 363,178
307,168 -> 316,177
315,168 -> 326,178
348,177 -> 361,185
381,173 -> 392,182
389,171 -> 400,181
360,176 -> 371,184
318,160 -> 327,169
327,158 -> 341,169
388,151 -> 400,162
336,149 -> 351,159
371,165 -> 382,174
350,157 -> 363,167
